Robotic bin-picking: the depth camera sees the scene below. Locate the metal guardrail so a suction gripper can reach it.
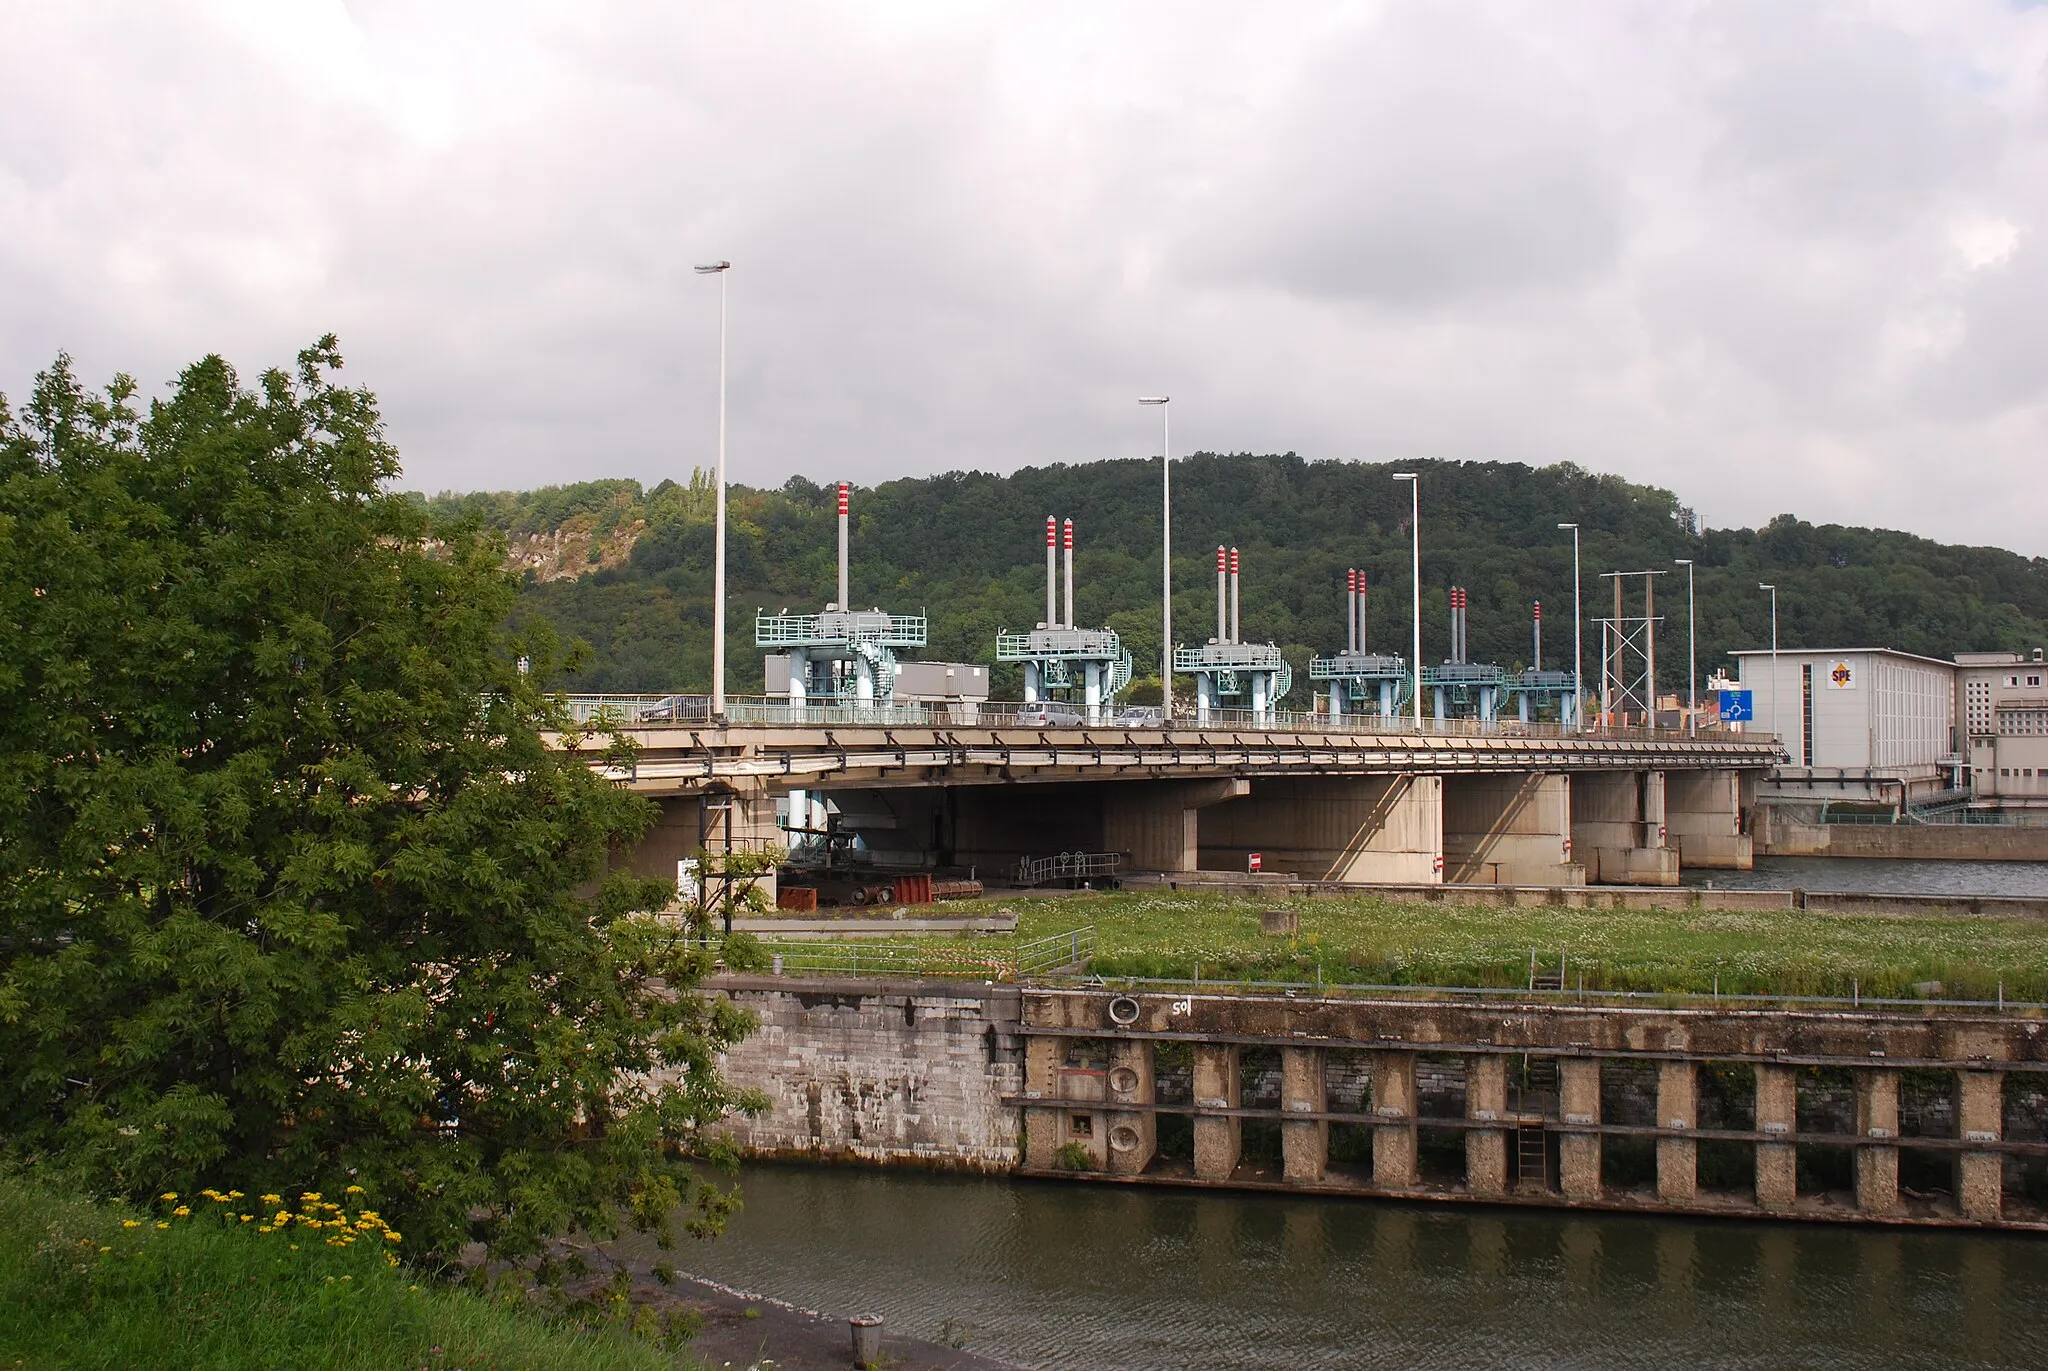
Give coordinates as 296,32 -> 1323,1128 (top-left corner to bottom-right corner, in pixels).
753,926 -> 1096,982
560,693 -> 1771,747
1017,852 -> 1123,886
1042,972 -> 2044,1016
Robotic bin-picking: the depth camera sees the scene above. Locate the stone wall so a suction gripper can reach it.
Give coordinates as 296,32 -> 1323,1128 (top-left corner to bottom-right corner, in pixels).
707,976 -> 1024,1171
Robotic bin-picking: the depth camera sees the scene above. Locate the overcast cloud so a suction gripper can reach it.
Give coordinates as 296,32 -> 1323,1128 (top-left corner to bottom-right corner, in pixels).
5,1 -> 2047,552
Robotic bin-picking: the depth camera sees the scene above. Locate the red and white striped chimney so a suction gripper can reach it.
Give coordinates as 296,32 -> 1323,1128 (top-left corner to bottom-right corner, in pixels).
1045,516 -> 1057,627
1533,599 -> 1542,672
1357,569 -> 1368,656
836,482 -> 851,611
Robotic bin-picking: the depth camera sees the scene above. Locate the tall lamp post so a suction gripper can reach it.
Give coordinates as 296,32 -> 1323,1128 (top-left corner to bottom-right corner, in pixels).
1140,397 -> 1172,720
694,260 -> 732,720
1393,473 -> 1421,725
1558,522 -> 1582,731
1674,559 -> 1697,737
1759,583 -> 1778,743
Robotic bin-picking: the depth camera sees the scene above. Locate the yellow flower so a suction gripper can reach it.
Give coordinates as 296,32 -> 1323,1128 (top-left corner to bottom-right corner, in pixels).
344,1184 -> 365,1195
384,1231 -> 402,1243
257,1226 -> 274,1234
159,1192 -> 177,1202
300,1192 -> 321,1203
240,1215 -> 254,1223
98,1246 -> 111,1254
289,1244 -> 299,1251
172,1206 -> 191,1217
155,1222 -> 170,1230
260,1194 -> 282,1205
121,1219 -> 141,1229
227,1190 -> 245,1200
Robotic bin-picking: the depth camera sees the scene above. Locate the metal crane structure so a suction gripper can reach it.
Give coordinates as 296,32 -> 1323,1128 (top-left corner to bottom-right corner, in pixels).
995,516 -> 1133,722
1310,568 -> 1410,720
1176,546 -> 1291,724
755,481 -> 927,710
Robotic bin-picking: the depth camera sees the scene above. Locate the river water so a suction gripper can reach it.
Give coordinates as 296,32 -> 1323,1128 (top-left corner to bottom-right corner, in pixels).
674,1164 -> 2044,1370
1679,856 -> 2048,897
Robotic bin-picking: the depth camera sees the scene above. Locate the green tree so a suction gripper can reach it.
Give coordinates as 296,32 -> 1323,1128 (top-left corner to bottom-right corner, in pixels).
0,339 -> 758,1269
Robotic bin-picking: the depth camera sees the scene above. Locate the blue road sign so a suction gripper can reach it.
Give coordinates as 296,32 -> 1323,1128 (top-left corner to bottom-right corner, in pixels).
1719,689 -> 1753,722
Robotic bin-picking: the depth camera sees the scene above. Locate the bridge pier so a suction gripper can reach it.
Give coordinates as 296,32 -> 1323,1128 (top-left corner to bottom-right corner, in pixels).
1666,769 -> 1755,870
1571,771 -> 1680,885
1102,779 -> 1249,874
1371,1052 -> 1419,1188
1442,773 -> 1581,886
1956,1070 -> 2005,1221
1195,775 -> 1442,883
1657,1060 -> 1698,1203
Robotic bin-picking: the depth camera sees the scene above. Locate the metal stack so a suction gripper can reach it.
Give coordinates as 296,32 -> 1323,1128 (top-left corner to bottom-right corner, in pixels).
994,516 -> 1132,721
1175,544 -> 1290,723
1309,567 -> 1410,720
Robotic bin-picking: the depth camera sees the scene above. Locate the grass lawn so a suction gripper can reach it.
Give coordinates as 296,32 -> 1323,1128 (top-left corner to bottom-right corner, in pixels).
0,1175 -> 690,1371
782,890 -> 2048,1001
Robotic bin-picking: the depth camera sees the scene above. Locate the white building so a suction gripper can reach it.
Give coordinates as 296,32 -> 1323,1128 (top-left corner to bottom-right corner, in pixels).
1731,648 -> 1958,805
1956,649 -> 2048,805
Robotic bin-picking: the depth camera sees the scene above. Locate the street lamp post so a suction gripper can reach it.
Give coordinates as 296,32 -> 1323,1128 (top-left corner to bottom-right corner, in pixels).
1140,397 -> 1172,720
694,260 -> 732,720
1675,559 -> 1696,737
1558,522 -> 1582,731
1393,473 -> 1421,725
1759,583 -> 1778,743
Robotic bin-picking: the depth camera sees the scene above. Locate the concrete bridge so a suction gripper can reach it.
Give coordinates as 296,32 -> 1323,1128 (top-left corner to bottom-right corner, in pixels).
570,699 -> 1782,889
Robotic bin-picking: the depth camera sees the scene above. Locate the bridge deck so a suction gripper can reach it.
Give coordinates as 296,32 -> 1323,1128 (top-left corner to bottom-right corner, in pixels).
582,719 -> 1783,792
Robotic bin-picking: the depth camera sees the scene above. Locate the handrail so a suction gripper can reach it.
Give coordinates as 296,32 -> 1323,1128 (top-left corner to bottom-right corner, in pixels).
559,692 -> 1778,747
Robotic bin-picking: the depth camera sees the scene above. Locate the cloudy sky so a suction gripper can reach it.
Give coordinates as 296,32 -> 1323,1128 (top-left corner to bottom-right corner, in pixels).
6,1 -> 2047,552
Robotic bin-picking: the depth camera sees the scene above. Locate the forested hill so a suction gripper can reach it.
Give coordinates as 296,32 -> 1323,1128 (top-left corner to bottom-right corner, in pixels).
417,455 -> 2048,699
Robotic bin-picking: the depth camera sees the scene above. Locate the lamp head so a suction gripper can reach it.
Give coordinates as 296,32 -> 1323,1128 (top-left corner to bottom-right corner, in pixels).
1138,396 -> 1169,405
1557,521 -> 1577,530
1675,558 -> 1692,567
1392,472 -> 1417,482
694,261 -> 731,274
1759,583 -> 1775,591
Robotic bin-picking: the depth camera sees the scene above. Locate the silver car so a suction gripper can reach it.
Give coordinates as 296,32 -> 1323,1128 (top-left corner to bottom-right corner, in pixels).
1013,701 -> 1085,727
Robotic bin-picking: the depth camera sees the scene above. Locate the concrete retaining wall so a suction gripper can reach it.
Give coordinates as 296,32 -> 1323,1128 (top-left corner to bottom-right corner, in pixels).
708,977 -> 1024,1170
1761,814 -> 2048,862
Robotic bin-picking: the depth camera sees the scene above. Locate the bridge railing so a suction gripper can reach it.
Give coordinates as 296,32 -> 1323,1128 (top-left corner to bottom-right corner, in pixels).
558,693 -> 1771,745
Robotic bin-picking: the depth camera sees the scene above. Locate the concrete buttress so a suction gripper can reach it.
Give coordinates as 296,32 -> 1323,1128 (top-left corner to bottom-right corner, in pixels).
1856,1069 -> 1901,1215
1105,1039 -> 1157,1176
1559,1059 -> 1603,1200
1193,1043 -> 1242,1180
1657,1060 -> 1698,1202
1754,1064 -> 1797,1209
1466,1054 -> 1509,1197
1955,1071 -> 2005,1221
1281,1046 -> 1328,1183
1371,1052 -> 1418,1188
1103,779 -> 1250,873
1197,776 -> 1444,883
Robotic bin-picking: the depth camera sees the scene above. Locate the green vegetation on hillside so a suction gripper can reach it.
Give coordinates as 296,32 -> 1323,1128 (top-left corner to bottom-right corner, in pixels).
421,458 -> 2048,697
0,1176 -> 690,1371
773,891 -> 2048,1002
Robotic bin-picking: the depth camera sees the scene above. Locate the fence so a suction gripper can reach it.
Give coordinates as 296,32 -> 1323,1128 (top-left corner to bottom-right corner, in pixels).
754,926 -> 1096,982
561,693 -> 1765,746
1017,852 -> 1123,887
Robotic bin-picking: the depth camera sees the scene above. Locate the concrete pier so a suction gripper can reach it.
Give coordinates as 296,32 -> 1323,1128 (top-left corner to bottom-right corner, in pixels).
1372,1052 -> 1419,1189
1856,1069 -> 1901,1215
1559,1059 -> 1602,1200
1657,1060 -> 1698,1203
1754,1064 -> 1797,1210
1465,1054 -> 1509,1197
1193,1043 -> 1242,1180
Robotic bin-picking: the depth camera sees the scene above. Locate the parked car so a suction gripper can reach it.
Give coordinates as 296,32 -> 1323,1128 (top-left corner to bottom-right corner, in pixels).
1108,705 -> 1165,728
1013,701 -> 1085,727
